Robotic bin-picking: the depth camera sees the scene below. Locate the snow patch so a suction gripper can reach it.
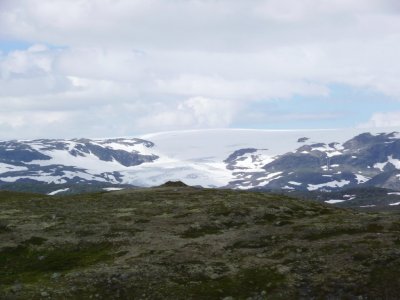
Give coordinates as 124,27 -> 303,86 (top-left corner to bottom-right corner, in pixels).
48,188 -> 70,195
282,185 -> 295,190
308,180 -> 350,191
103,187 -> 125,191
354,174 -> 370,184
325,199 -> 346,204
388,155 -> 400,169
288,181 -> 302,186
388,132 -> 400,139
232,149 -> 274,172
374,155 -> 400,171
0,163 -> 28,173
311,143 -> 343,157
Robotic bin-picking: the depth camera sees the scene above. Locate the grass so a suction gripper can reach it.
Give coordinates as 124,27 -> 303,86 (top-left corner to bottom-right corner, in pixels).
1,186 -> 400,299
0,220 -> 10,233
368,261 -> 400,299
175,267 -> 287,299
0,242 -> 113,285
180,224 -> 222,238
22,236 -> 47,246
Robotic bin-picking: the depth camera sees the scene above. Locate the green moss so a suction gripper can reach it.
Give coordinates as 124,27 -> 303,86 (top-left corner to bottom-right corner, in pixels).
229,237 -> 271,249
222,219 -> 247,228
352,251 -> 370,262
172,267 -> 287,299
389,221 -> 400,231
366,223 -> 384,233
368,261 -> 400,299
207,202 -> 232,216
259,212 -> 278,222
22,236 -> 47,246
274,220 -> 293,226
135,218 -> 150,223
75,229 -> 96,237
180,225 -> 221,238
118,216 -> 133,222
0,221 -> 11,233
107,226 -> 143,236
2,184 -> 400,298
304,226 -> 364,240
0,242 -> 113,285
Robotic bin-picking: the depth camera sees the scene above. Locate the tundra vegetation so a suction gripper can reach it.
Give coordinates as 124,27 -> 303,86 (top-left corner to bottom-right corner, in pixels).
1,182 -> 400,299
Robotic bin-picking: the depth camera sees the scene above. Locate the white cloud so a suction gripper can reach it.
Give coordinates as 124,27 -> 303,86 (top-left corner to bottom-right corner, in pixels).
0,0 -> 399,138
360,111 -> 400,128
0,44 -> 54,78
0,110 -> 71,139
2,0 -> 399,50
156,75 -> 328,100
135,96 -> 239,131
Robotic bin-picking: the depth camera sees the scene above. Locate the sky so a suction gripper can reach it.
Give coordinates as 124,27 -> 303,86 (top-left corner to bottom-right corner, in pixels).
0,0 -> 400,139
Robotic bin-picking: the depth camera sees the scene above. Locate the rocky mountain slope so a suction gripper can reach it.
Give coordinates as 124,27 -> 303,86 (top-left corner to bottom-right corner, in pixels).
1,185 -> 400,299
0,138 -> 158,187
2,129 -> 400,201
229,132 -> 400,191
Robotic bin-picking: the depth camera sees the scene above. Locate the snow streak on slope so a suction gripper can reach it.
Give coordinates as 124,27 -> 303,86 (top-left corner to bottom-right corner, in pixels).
2,128 -> 400,190
48,188 -> 70,195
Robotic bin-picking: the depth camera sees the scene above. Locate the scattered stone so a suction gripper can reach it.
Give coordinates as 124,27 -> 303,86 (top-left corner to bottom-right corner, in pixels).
276,265 -> 291,275
210,273 -> 219,280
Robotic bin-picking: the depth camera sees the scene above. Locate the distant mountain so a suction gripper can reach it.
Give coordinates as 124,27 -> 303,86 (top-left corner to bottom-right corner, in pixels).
1,129 -> 400,208
0,138 -> 158,189
228,132 -> 400,192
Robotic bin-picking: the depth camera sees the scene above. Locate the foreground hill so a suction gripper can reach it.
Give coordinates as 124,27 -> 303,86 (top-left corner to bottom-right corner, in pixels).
1,186 -> 400,299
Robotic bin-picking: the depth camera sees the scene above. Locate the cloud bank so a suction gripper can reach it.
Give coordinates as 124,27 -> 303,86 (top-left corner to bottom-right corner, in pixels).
0,0 -> 399,138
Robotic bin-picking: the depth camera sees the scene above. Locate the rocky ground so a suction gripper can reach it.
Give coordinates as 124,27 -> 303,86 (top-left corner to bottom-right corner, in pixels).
1,182 -> 400,299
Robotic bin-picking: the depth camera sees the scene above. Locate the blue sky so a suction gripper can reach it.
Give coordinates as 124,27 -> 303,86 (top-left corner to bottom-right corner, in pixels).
237,84 -> 399,129
0,0 -> 400,139
0,40 -> 33,53
0,40 -> 65,53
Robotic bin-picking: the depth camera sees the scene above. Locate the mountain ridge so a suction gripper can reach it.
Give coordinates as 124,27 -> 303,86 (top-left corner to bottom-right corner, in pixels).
1,129 -> 400,207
